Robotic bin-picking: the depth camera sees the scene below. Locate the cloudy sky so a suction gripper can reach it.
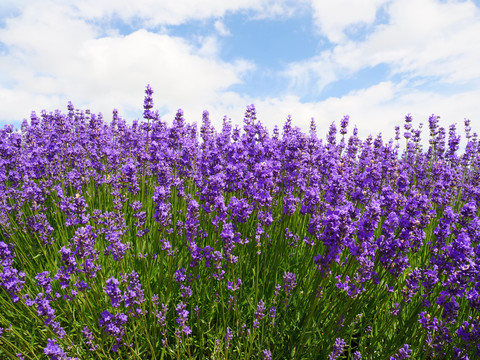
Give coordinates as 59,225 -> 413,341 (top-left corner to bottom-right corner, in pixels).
1,0 -> 479,142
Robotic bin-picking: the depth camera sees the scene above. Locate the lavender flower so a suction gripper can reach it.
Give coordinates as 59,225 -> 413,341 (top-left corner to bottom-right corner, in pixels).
390,344 -> 412,360
254,299 -> 266,329
98,310 -> 128,352
25,292 -> 56,326
123,271 -> 146,316
328,338 -> 346,360
44,338 -> 71,360
3,87 -> 480,359
283,272 -> 297,296
0,265 -> 25,303
262,349 -> 272,360
175,301 -> 191,337
143,84 -> 155,120
340,115 -> 349,135
283,271 -> 297,306
81,326 -> 99,351
104,277 -> 122,308
153,303 -> 168,347
225,327 -> 233,349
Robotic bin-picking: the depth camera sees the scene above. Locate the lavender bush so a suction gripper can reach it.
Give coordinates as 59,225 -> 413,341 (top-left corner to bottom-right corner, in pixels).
0,85 -> 479,359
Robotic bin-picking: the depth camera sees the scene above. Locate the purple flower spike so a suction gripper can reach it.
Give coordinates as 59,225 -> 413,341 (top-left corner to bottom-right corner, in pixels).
81,326 -> 99,352
328,338 -> 346,360
104,277 -> 122,308
123,271 -> 146,316
98,310 -> 128,352
390,344 -> 412,360
283,272 -> 297,296
262,349 -> 272,360
225,327 -> 233,349
254,299 -> 266,328
143,84 -> 155,120
44,338 -> 67,359
175,301 -> 191,338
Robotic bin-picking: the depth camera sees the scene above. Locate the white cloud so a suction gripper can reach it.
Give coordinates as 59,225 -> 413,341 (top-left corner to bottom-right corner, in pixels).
285,0 -> 480,94
0,1 -> 254,123
310,0 -> 390,43
348,0 -> 480,84
68,0 -> 301,26
214,20 -> 231,36
283,52 -> 342,95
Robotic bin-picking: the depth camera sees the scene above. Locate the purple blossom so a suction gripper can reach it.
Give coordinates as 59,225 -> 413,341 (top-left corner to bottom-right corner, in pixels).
225,327 -> 233,349
180,284 -> 193,298
98,310 -> 128,352
269,306 -> 276,326
283,271 -> 297,306
227,278 -> 242,291
25,213 -> 54,245
3,87 -> 480,359
103,231 -> 130,261
262,349 -> 272,360
0,265 -> 25,303
391,301 -> 401,316
328,338 -> 346,360
123,271 -> 146,316
175,301 -> 191,337
81,326 -> 99,351
70,226 -> 99,272
160,238 -> 172,252
143,84 -> 155,120
283,272 -> 297,296
340,115 -> 349,135
0,241 -> 15,267
27,292 -> 56,326
51,320 -> 66,338
283,193 -> 299,215
174,268 -> 187,283
104,277 -> 122,308
43,338 -> 75,360
185,198 -> 200,244
153,303 -> 168,347
58,193 -> 90,227
253,299 -> 266,329
390,344 -> 412,360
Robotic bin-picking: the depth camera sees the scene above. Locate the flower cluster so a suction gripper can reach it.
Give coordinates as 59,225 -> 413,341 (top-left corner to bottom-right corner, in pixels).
1,85 -> 479,358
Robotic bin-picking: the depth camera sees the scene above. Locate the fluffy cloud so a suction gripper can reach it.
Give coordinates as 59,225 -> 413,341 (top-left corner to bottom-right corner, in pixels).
0,0 -> 478,147
214,20 -> 231,37
0,1 -> 254,123
310,0 -> 389,43
342,0 -> 480,84
68,0 -> 301,26
285,0 -> 480,93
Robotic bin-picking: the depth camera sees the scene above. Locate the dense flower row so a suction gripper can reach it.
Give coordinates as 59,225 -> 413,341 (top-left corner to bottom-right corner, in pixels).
0,85 -> 479,359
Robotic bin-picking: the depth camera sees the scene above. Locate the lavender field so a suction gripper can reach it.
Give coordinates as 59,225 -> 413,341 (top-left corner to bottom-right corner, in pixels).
0,86 -> 479,359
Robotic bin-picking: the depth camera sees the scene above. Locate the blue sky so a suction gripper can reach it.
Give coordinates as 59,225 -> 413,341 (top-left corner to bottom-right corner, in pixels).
1,0 -> 479,143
